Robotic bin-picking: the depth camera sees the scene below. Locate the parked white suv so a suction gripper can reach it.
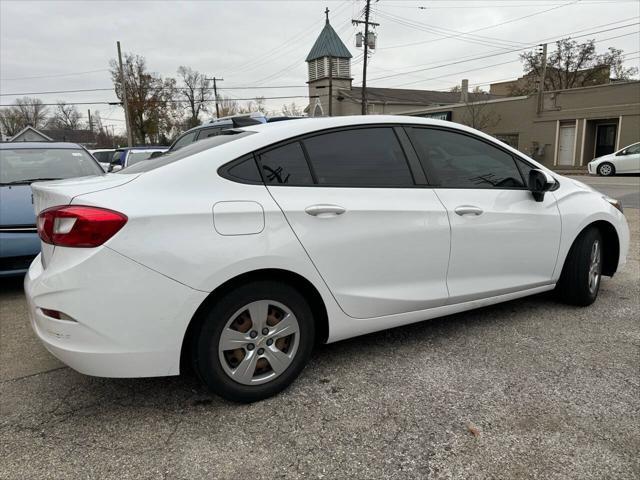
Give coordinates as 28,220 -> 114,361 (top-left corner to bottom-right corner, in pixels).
25,116 -> 629,402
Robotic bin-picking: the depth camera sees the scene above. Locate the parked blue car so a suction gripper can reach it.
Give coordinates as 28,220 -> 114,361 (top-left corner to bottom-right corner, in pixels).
0,142 -> 104,276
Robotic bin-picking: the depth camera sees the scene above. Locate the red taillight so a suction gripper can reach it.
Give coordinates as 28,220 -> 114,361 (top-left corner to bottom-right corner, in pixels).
37,205 -> 127,248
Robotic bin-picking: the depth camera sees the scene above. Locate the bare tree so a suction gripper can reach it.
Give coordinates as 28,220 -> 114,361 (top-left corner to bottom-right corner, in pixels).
281,102 -> 302,116
216,96 -> 240,117
47,102 -> 83,129
243,96 -> 268,114
177,66 -> 211,129
461,100 -> 500,132
0,108 -> 23,137
0,97 -> 48,137
511,39 -> 637,95
110,53 -> 178,144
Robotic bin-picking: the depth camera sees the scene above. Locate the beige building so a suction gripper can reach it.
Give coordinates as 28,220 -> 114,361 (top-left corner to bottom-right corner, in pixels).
402,81 -> 640,168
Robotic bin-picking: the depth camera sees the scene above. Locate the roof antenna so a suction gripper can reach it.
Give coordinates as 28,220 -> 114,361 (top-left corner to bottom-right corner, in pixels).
325,7 -> 330,24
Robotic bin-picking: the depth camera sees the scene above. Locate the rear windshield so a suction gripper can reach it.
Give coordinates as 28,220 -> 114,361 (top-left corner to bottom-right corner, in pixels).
0,148 -> 103,185
119,130 -> 256,173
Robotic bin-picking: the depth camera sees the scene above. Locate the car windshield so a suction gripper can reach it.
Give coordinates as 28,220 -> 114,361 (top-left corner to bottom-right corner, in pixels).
120,130 -> 256,174
0,148 -> 103,185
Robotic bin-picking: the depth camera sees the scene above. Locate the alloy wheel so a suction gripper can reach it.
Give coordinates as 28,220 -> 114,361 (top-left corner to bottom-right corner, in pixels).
588,240 -> 602,295
599,164 -> 612,176
218,300 -> 300,386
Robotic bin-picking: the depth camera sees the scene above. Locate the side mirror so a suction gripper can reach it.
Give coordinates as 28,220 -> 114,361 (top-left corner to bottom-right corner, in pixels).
529,169 -> 555,202
108,163 -> 123,173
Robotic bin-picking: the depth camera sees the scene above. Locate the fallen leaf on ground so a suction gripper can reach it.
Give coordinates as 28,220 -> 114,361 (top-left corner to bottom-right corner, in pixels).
467,422 -> 481,438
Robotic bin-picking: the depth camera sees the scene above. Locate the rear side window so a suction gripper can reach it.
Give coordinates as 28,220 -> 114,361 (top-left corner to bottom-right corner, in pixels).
225,155 -> 262,183
408,128 -> 525,189
303,128 -> 414,186
257,142 -> 313,185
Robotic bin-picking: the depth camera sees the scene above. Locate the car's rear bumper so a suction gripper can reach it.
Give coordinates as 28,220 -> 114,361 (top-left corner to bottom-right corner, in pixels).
24,248 -> 208,378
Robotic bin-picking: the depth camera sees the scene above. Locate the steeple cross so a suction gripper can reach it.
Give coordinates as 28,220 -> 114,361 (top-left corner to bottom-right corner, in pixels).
325,7 -> 330,24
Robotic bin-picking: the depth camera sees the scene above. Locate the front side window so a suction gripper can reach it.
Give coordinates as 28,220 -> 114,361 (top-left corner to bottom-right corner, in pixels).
623,143 -> 640,155
0,148 -> 103,184
257,142 -> 313,185
409,128 -> 525,189
303,128 -> 414,186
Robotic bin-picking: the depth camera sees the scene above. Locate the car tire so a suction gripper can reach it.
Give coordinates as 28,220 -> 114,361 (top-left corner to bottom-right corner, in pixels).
192,281 -> 315,403
597,162 -> 615,176
555,227 -> 603,306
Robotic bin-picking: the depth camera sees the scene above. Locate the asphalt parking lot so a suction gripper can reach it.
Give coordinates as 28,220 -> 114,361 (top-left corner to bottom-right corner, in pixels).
1,183 -> 639,479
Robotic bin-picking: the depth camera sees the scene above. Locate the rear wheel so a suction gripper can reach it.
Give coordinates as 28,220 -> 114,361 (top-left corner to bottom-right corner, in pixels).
597,162 -> 615,176
193,281 -> 315,403
556,228 -> 603,306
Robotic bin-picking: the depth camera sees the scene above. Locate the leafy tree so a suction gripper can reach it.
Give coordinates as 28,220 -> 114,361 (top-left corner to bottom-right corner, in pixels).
177,66 -> 211,129
511,39 -> 637,95
110,53 -> 179,144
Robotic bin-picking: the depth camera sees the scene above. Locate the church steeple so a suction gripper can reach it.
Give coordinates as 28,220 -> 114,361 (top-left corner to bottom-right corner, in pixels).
306,9 -> 352,82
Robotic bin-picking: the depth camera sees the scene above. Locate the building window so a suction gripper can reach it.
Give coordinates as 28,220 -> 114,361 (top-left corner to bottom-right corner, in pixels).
494,134 -> 519,150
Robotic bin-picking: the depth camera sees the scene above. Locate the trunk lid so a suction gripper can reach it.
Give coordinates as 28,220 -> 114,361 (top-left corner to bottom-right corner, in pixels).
31,174 -> 139,267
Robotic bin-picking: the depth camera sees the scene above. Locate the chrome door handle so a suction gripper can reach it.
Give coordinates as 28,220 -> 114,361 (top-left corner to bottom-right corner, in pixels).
454,206 -> 483,216
305,204 -> 346,217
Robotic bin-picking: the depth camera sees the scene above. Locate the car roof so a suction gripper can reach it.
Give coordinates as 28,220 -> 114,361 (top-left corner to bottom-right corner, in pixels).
0,142 -> 84,150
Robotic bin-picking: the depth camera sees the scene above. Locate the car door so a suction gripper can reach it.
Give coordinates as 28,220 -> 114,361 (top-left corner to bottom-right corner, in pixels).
407,127 -> 561,304
260,126 -> 451,319
616,143 -> 640,173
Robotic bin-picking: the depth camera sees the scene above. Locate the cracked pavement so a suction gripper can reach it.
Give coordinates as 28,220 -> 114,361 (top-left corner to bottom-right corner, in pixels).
1,208 -> 638,479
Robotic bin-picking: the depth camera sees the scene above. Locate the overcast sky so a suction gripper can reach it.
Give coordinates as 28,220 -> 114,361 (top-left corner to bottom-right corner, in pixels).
1,0 -> 638,133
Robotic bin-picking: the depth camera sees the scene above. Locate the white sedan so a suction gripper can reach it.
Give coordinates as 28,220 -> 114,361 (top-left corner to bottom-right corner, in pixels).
588,142 -> 640,176
25,116 -> 629,403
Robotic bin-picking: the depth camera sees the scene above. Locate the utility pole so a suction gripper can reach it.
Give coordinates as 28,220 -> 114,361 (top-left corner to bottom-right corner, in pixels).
117,41 -> 133,147
87,109 -> 93,132
537,43 -> 548,115
206,77 -> 224,118
352,1 -> 379,115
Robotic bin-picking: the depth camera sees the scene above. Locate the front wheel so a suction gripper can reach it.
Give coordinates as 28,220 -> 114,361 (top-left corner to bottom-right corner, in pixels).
597,162 -> 615,176
556,228 -> 603,306
193,281 -> 315,403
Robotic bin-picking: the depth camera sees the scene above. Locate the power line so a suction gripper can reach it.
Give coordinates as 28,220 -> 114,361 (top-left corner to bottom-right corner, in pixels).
375,10 -> 529,50
379,0 -> 580,50
0,68 -> 109,82
0,95 -> 316,108
364,21 -> 640,84
0,85 -> 311,97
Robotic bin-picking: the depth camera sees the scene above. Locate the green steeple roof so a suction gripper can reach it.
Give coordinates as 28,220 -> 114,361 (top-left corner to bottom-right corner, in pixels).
306,19 -> 352,62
